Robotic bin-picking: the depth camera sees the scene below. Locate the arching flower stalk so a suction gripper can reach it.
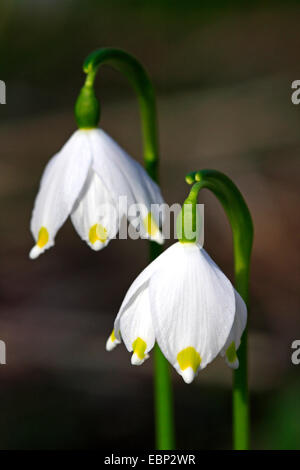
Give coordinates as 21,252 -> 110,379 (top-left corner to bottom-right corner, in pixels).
185,170 -> 253,450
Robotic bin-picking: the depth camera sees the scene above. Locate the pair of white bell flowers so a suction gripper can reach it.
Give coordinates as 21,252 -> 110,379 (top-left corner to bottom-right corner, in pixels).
30,127 -> 247,384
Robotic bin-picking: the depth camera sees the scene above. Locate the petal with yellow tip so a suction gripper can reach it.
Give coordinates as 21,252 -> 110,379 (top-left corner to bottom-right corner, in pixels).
29,226 -> 50,259
106,329 -> 121,352
30,130 -> 92,259
225,341 -> 239,369
220,289 -> 247,369
71,170 -> 118,251
177,347 -> 201,384
90,128 -> 165,245
131,337 -> 149,365
143,213 -> 164,244
149,242 -> 235,374
89,223 -> 108,249
177,347 -> 201,373
114,286 -> 155,363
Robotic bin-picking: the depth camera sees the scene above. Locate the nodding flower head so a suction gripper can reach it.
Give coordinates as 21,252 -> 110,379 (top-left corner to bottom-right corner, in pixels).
106,241 -> 247,384
29,128 -> 164,259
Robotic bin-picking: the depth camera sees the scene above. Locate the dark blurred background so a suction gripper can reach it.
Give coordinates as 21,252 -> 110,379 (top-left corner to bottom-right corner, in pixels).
0,0 -> 300,450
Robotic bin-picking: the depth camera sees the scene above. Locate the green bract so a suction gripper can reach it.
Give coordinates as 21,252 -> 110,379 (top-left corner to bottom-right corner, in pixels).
74,84 -> 100,129
176,194 -> 203,244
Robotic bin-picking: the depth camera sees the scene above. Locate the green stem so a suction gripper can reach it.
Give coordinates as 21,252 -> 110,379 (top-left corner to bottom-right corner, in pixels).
185,170 -> 254,450
81,48 -> 174,450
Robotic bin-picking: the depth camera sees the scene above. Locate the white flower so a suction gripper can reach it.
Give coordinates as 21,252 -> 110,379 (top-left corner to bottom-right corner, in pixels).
29,129 -> 164,259
106,242 -> 247,384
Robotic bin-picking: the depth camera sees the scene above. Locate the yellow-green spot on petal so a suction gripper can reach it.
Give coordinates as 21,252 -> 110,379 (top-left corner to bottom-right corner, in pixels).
226,341 -> 237,363
89,223 -> 108,244
132,337 -> 147,360
177,347 -> 201,373
110,329 -> 116,342
37,226 -> 49,248
97,224 -> 108,242
143,213 -> 158,236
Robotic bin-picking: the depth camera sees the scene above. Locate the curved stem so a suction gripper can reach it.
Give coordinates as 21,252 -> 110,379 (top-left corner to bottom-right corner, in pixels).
83,48 -> 158,178
186,169 -> 254,450
81,48 -> 174,450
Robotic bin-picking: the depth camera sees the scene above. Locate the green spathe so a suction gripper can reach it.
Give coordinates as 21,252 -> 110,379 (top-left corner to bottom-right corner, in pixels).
74,85 -> 100,129
176,199 -> 203,243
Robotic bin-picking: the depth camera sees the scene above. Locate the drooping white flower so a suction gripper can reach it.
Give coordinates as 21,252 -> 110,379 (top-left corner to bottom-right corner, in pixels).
29,129 -> 164,259
106,242 -> 247,384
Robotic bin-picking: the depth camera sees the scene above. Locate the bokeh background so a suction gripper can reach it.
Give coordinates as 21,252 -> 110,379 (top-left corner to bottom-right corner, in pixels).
0,0 -> 300,450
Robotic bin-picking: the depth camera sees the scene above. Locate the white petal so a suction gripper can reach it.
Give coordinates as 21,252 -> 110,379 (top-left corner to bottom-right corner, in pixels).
221,289 -> 247,369
149,243 -> 236,381
117,286 -> 155,365
89,129 -> 164,243
106,330 -> 121,351
181,368 -> 196,384
129,203 -> 164,245
115,242 -> 175,328
112,244 -> 186,363
71,169 -> 118,251
30,130 -> 92,258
